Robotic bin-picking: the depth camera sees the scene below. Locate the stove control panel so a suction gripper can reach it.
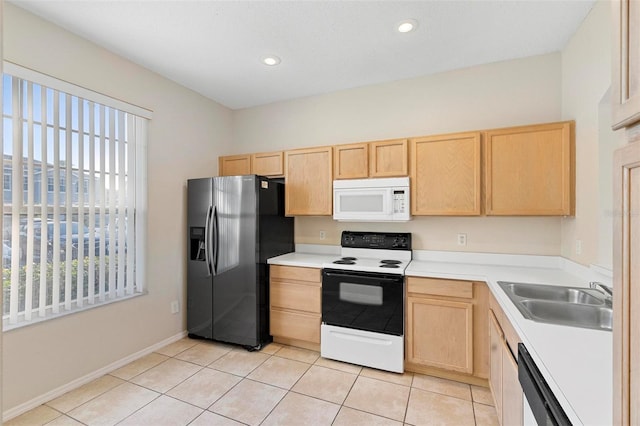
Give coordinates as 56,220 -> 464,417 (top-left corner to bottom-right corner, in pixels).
340,231 -> 412,250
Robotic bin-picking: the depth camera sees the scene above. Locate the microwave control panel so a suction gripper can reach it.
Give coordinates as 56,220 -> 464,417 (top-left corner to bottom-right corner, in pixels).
393,189 -> 407,214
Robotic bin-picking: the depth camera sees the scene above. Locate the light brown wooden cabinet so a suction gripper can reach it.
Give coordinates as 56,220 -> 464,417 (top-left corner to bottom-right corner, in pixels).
410,132 -> 481,215
613,140 -> 640,425
219,154 -> 251,176
269,265 -> 321,350
612,1 -> 640,129
219,151 -> 283,177
405,277 -> 489,384
284,146 -> 333,216
251,151 -> 284,176
484,121 -> 575,216
369,139 -> 408,177
489,295 -> 523,426
333,143 -> 369,179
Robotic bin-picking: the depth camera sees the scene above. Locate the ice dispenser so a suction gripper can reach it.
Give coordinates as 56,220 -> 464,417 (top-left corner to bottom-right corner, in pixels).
190,227 -> 206,261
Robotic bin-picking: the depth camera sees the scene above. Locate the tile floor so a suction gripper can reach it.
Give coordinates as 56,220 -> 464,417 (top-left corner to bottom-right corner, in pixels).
7,338 -> 499,426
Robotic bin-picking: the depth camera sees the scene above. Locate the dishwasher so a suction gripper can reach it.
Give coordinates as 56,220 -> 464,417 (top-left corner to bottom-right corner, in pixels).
518,343 -> 572,425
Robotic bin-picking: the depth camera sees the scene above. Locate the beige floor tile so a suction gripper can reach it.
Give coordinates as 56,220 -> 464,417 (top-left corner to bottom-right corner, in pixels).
68,382 -> 159,426
247,356 -> 310,389
260,342 -> 283,355
471,385 -> 494,406
110,352 -> 169,380
262,392 -> 340,426
292,365 -> 357,404
46,375 -> 125,413
411,374 -> 472,401
155,338 -> 199,357
166,368 -> 241,409
209,349 -> 270,376
210,379 -> 286,426
314,356 -> 363,375
343,376 -> 410,422
190,410 -> 245,426
360,367 -> 413,387
118,395 -> 202,426
474,402 -> 500,426
405,388 -> 475,426
5,405 -> 61,426
44,415 -> 84,426
274,345 -> 320,363
333,406 -> 403,426
174,341 -> 232,366
130,358 -> 202,393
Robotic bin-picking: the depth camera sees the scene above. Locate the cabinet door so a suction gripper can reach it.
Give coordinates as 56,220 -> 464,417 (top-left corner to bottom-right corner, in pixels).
406,296 -> 473,373
284,147 -> 333,215
485,121 -> 574,216
219,154 -> 251,176
252,151 -> 283,176
270,309 -> 320,343
410,132 -> 481,215
502,340 -> 523,426
613,140 -> 640,425
334,143 -> 369,179
369,139 -> 408,177
270,280 -> 321,313
489,310 -> 503,417
612,1 -> 640,129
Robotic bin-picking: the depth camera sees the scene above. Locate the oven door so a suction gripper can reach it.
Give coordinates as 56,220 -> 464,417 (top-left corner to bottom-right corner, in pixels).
321,268 -> 404,336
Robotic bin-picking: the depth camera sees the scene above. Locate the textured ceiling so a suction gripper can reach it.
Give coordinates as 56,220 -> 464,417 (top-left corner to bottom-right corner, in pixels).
11,0 -> 596,110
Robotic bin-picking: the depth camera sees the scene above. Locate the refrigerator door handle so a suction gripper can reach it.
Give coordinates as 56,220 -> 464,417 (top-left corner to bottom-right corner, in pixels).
213,206 -> 219,274
204,205 -> 213,276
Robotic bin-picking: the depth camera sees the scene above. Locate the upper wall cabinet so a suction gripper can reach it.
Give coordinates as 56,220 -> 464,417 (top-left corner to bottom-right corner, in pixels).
219,154 -> 251,176
285,147 -> 333,216
369,139 -> 409,177
334,143 -> 369,179
484,121 -> 575,216
251,151 -> 284,177
410,132 -> 482,216
612,0 -> 640,129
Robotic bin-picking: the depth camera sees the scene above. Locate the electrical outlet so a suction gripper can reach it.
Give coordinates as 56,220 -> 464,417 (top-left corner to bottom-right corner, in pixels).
319,231 -> 326,240
576,239 -> 582,255
170,300 -> 179,314
457,233 -> 467,246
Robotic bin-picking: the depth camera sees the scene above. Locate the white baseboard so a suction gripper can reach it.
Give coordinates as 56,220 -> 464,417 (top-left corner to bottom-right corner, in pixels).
2,330 -> 188,422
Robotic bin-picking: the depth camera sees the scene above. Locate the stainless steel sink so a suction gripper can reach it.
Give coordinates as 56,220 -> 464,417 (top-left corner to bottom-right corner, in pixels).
498,281 -> 612,331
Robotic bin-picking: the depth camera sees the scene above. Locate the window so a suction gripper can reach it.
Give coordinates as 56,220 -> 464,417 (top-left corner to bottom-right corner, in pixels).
2,63 -> 150,329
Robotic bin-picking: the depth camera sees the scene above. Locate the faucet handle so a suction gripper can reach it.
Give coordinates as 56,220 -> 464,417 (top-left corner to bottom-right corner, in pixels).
589,281 -> 613,297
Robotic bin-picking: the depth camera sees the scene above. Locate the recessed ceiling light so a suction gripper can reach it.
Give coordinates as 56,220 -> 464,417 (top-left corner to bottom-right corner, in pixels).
397,19 -> 418,33
262,55 -> 281,66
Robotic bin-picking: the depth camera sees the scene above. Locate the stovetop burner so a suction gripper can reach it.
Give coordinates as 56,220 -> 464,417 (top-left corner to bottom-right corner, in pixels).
380,259 -> 401,265
341,257 -> 357,261
333,259 -> 356,265
379,264 -> 400,268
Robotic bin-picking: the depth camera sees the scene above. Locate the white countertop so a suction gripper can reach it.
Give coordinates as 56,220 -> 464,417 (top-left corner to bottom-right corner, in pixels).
267,247 -> 613,425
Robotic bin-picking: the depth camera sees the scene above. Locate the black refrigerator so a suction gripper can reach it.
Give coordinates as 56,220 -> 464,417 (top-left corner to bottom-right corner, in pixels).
187,175 -> 294,350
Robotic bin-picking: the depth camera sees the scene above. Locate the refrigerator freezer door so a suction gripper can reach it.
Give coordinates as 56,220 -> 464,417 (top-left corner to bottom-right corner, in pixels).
187,178 -> 214,339
211,175 -> 259,347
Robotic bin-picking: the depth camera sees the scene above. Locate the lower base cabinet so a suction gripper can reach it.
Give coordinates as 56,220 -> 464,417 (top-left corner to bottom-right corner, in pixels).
269,265 -> 321,350
405,277 -> 489,385
489,295 -> 523,426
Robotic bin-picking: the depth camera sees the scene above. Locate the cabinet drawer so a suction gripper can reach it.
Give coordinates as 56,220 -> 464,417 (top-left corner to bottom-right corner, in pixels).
270,265 -> 321,283
271,281 -> 321,313
270,309 -> 320,343
407,277 -> 473,299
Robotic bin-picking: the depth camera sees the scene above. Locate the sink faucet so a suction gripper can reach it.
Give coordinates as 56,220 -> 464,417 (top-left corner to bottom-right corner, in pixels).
590,282 -> 613,304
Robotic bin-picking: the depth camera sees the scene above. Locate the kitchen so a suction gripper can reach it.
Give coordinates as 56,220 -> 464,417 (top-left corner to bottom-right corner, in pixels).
1,0 -> 637,425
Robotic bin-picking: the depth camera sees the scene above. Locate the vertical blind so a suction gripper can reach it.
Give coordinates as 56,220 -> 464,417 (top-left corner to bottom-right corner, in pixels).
2,64 -> 149,328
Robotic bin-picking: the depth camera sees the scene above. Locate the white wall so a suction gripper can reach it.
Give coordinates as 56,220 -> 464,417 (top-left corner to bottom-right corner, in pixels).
233,53 -> 564,254
560,0 -> 624,267
2,3 -> 233,413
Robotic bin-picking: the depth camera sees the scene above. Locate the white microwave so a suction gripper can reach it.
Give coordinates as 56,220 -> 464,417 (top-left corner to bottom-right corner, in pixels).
333,177 -> 411,222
